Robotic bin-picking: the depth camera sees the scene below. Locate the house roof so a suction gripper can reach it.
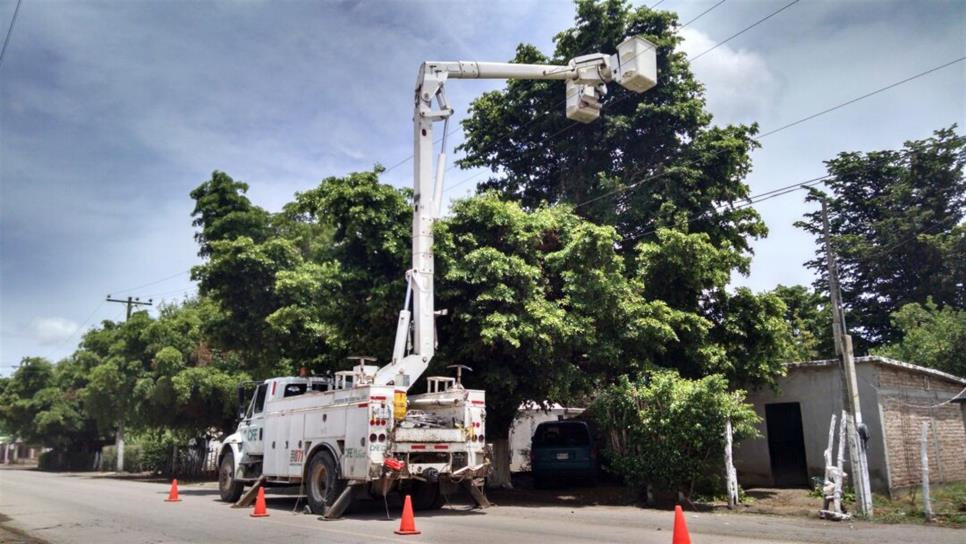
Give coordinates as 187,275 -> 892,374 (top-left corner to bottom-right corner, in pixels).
786,355 -> 966,386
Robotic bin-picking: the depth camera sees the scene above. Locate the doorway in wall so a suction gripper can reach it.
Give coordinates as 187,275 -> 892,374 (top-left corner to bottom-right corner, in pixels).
765,402 -> 809,487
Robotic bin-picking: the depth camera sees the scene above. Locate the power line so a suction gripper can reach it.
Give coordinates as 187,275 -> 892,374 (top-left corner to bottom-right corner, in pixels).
109,269 -> 191,295
690,0 -> 800,61
0,0 -> 22,70
758,55 -> 966,138
40,299 -> 106,361
623,174 -> 832,243
571,54 -> 965,210
680,0 -> 727,28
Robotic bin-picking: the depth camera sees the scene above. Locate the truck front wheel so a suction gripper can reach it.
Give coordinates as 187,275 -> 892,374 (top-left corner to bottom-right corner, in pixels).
218,451 -> 244,503
306,449 -> 346,515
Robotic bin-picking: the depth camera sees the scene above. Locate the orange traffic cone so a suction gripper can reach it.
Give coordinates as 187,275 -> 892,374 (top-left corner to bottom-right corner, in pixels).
394,495 -> 421,535
672,504 -> 691,544
250,486 -> 269,518
165,479 -> 182,502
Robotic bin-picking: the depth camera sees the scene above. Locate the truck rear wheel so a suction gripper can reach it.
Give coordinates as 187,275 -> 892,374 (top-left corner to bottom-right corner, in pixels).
410,480 -> 444,510
218,451 -> 244,503
306,449 -> 346,515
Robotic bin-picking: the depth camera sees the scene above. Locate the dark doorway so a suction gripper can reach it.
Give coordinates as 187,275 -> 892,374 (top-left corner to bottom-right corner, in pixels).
765,402 -> 809,487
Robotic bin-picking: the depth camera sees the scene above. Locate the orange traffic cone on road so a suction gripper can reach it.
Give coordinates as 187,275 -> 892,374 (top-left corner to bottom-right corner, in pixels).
165,479 -> 182,502
672,504 -> 691,544
394,495 -> 421,535
250,486 -> 269,517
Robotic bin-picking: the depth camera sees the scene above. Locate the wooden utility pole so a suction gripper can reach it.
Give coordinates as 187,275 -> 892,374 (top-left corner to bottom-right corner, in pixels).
103,295 -> 152,472
821,200 -> 874,516
105,295 -> 153,320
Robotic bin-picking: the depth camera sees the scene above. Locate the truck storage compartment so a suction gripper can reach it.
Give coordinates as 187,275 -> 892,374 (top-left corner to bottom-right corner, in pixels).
393,428 -> 464,442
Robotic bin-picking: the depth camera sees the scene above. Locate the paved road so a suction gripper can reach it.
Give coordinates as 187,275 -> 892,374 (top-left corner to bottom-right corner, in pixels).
1,468 -> 962,544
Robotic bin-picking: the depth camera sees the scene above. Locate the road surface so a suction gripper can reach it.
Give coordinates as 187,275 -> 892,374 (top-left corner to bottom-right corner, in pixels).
0,468 -> 961,544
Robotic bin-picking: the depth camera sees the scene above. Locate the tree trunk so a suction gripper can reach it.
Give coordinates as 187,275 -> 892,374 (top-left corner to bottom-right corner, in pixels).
487,438 -> 513,489
116,419 -> 125,472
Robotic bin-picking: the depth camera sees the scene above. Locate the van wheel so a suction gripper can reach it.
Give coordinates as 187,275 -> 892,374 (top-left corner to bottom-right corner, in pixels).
410,481 -> 444,510
218,451 -> 244,503
306,450 -> 346,515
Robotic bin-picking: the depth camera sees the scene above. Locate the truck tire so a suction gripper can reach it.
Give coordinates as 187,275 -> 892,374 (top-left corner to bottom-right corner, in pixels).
218,451 -> 244,503
410,480 -> 444,511
305,449 -> 346,515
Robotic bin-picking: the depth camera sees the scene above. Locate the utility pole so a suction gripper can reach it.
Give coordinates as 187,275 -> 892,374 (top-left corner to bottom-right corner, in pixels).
103,295 -> 152,473
105,295 -> 153,320
821,200 -> 873,516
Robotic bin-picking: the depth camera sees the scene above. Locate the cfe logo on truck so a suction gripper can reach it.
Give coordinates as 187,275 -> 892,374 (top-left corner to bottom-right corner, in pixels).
288,449 -> 304,465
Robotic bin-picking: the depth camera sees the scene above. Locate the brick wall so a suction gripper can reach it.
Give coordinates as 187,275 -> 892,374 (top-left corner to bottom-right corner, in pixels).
877,365 -> 966,490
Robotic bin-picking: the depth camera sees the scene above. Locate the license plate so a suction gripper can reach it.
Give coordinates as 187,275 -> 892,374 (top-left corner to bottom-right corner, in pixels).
556,453 -> 569,460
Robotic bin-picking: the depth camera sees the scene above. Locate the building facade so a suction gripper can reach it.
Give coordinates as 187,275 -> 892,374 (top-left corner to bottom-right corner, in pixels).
733,356 -> 966,495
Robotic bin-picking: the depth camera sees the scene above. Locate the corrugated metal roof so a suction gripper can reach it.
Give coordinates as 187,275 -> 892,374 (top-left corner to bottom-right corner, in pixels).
786,355 -> 966,386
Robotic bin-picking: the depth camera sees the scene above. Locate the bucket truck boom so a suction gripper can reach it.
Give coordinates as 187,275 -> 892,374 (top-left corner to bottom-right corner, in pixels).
374,36 -> 658,388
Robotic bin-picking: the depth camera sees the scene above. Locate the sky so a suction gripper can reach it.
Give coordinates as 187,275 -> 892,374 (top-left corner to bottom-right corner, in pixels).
1,0 -> 964,374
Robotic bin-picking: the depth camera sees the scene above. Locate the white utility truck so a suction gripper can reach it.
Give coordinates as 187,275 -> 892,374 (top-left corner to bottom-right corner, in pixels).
216,36 -> 657,518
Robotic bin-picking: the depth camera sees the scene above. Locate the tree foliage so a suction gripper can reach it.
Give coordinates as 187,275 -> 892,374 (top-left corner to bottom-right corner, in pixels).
192,169 -> 409,377
770,284 -> 834,361
876,300 -> 966,378
588,371 -> 759,497
0,357 -> 103,450
458,0 -> 766,255
797,127 -> 965,351
435,194 -> 681,436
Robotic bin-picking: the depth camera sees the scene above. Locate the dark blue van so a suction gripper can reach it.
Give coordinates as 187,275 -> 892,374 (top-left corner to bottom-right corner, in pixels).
530,420 -> 599,487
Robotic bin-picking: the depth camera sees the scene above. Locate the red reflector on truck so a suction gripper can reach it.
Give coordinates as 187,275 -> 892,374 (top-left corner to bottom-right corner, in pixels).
371,395 -> 387,401
471,400 -> 485,405
411,445 -> 426,450
434,445 -> 448,450
357,402 -> 369,408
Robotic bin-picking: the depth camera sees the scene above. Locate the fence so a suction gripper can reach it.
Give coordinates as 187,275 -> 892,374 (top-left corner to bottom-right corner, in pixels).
96,439 -> 221,478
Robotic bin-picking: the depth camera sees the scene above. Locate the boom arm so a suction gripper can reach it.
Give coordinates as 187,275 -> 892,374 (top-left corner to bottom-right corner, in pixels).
373,37 -> 657,389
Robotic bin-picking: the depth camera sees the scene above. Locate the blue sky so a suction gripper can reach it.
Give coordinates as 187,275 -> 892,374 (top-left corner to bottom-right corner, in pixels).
1,0 -> 963,374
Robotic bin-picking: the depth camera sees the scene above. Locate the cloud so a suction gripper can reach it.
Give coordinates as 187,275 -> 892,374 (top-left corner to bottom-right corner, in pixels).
678,28 -> 783,125
29,318 -> 79,346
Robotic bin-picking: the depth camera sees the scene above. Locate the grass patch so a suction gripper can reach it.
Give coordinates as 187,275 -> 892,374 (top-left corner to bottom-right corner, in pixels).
873,482 -> 966,527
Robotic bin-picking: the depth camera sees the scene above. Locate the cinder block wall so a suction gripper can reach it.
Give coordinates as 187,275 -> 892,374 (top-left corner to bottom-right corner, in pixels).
877,365 -> 966,491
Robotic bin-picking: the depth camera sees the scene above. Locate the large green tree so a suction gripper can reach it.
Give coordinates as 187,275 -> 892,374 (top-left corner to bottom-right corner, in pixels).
433,194 -> 684,483
192,169 -> 409,377
797,127 -> 965,351
876,300 -> 966,378
458,0 -> 766,255
0,357 -> 103,451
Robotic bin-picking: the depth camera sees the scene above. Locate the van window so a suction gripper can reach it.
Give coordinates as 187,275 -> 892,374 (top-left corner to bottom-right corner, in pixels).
533,422 -> 590,447
253,384 -> 268,414
284,383 -> 307,397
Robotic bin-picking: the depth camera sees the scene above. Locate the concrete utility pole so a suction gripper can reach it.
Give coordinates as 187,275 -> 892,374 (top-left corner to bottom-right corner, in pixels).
103,295 -> 152,473
821,200 -> 874,516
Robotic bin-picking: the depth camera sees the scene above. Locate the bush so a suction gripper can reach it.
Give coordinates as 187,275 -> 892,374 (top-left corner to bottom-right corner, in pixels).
99,444 -> 144,472
38,450 -> 98,471
588,371 -> 759,499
